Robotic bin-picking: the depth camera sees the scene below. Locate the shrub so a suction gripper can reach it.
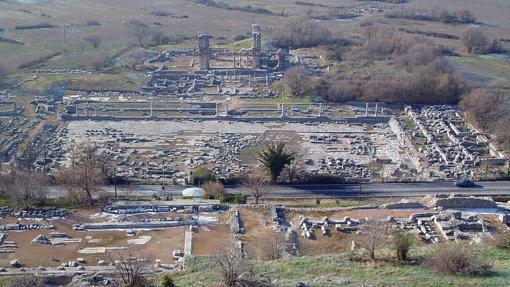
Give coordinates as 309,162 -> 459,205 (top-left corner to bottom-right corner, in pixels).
14,23 -> 56,30
425,244 -> 492,276
273,17 -> 332,48
493,232 -> 510,250
220,193 -> 246,204
86,20 -> 101,26
159,274 -> 176,287
11,276 -> 44,287
151,10 -> 172,17
392,231 -> 415,261
190,166 -> 214,185
202,181 -> 225,199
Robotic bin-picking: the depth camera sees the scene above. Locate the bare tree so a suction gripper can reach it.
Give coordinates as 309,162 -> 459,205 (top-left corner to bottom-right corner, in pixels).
243,169 -> 271,204
360,21 -> 379,45
15,140 -> 49,172
283,66 -> 310,98
212,240 -> 249,287
460,89 -> 503,130
152,30 -> 165,46
55,142 -> 104,206
260,233 -> 287,260
281,136 -> 306,184
355,219 -> 390,261
273,17 -> 331,48
108,248 -> 148,287
462,28 -> 488,54
84,35 -> 102,49
127,20 -> 150,47
7,170 -> 50,209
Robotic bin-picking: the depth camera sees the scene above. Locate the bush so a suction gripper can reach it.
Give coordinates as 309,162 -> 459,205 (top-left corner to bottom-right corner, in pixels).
493,232 -> 510,250
151,10 -> 172,17
86,21 -> 101,26
273,17 -> 332,48
393,231 -> 415,261
190,166 -> 214,185
425,244 -> 492,276
14,23 -> 56,30
11,276 -> 44,287
220,193 -> 247,204
202,181 -> 225,199
159,274 -> 176,287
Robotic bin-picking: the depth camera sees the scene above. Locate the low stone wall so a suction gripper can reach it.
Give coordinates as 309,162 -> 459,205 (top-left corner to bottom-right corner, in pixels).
428,195 -> 497,209
61,114 -> 391,124
74,220 -> 191,231
381,200 -> 425,209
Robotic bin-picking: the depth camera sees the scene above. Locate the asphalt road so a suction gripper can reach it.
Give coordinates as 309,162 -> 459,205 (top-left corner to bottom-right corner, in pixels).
87,181 -> 510,198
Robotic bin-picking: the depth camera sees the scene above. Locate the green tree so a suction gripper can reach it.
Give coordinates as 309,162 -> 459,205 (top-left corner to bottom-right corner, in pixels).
190,166 -> 213,185
160,274 -> 176,287
393,231 -> 415,261
258,142 -> 295,183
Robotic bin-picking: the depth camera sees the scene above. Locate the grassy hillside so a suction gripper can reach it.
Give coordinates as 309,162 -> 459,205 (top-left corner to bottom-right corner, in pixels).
172,245 -> 510,286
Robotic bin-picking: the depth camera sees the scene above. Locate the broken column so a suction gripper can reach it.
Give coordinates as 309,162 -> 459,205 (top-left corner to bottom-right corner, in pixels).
198,34 -> 211,70
277,49 -> 285,71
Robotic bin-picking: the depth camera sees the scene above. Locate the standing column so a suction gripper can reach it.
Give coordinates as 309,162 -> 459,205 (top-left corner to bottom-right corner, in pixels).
375,103 -> 379,117
198,34 -> 211,70
365,103 -> 368,117
233,52 -> 236,79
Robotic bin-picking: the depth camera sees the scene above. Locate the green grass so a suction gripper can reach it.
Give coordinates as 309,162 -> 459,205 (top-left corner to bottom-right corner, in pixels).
214,38 -> 253,50
0,195 -> 11,206
449,55 -> 510,79
23,72 -> 149,91
171,245 -> 510,286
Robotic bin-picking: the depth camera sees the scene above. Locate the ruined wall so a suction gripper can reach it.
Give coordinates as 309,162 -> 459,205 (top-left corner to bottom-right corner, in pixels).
389,116 -> 423,172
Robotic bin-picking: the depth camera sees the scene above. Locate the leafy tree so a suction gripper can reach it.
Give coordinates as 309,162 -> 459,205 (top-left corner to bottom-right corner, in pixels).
159,274 -> 176,287
190,166 -> 214,185
393,231 -> 415,261
258,142 -> 295,183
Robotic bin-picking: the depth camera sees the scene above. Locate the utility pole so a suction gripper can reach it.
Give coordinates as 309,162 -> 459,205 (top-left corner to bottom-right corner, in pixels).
485,145 -> 490,179
63,24 -> 68,52
113,164 -> 117,198
162,159 -> 166,199
358,180 -> 362,203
